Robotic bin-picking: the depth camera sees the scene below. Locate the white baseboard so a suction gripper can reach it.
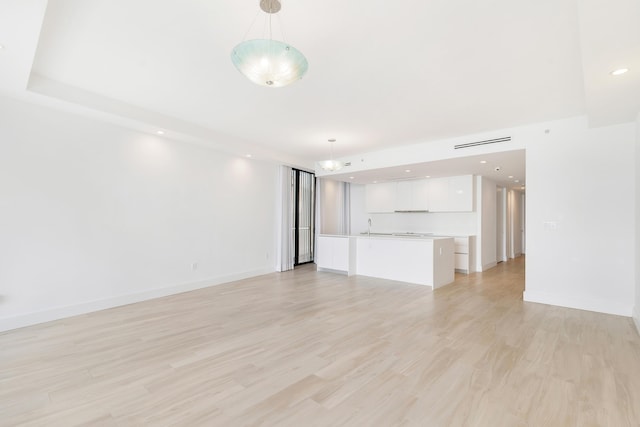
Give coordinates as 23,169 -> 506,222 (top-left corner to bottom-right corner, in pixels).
633,306 -> 640,336
482,261 -> 497,272
317,266 -> 349,276
523,290 -> 633,317
0,268 -> 273,333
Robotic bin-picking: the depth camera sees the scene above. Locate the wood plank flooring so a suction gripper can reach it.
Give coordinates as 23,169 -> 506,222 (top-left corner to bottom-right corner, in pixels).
2,257 -> 640,426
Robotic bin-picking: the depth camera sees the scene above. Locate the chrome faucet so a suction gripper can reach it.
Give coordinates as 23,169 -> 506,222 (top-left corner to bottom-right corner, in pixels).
368,218 -> 372,236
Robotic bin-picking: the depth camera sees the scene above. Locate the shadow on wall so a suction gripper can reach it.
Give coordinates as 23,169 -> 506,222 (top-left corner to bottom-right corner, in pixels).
317,179 -> 350,235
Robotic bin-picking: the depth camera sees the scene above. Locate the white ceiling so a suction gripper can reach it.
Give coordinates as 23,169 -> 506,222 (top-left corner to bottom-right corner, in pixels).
1,0 -> 638,168
329,150 -> 526,190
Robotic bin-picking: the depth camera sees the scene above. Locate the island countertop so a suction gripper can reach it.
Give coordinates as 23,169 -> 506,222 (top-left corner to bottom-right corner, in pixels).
317,233 -> 454,240
316,234 -> 455,288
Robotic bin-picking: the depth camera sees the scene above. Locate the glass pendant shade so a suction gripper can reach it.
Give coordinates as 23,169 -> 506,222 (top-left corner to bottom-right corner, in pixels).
319,159 -> 344,172
231,39 -> 308,87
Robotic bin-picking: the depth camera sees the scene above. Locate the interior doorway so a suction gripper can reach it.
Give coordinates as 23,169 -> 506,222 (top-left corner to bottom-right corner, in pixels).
507,189 -> 525,259
496,187 -> 507,263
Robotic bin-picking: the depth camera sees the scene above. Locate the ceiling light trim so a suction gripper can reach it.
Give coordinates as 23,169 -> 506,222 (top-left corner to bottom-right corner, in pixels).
610,68 -> 629,76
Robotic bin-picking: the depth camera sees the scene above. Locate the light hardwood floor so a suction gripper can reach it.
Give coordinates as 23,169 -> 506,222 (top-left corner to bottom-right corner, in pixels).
1,257 -> 640,426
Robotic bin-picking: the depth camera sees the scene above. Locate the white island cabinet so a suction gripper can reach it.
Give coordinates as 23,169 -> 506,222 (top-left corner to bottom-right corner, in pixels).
356,236 -> 454,288
317,234 -> 455,289
316,235 -> 357,275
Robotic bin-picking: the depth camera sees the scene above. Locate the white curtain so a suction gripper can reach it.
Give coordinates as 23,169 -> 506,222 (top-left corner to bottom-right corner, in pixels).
315,178 -> 351,236
276,165 -> 295,272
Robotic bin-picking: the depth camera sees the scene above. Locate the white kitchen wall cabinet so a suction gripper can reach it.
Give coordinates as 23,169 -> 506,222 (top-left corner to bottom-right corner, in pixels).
427,178 -> 449,212
448,175 -> 474,212
365,182 -> 396,213
395,179 -> 430,211
429,175 -> 474,212
365,175 -> 473,213
395,181 -> 413,211
412,179 -> 430,211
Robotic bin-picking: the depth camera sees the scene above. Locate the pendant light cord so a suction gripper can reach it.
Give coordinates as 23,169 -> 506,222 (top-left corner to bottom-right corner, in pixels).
276,13 -> 287,44
241,9 -> 261,42
240,1 -> 286,43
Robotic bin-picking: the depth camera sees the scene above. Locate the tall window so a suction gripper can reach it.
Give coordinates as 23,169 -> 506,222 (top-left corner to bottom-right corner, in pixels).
293,169 -> 315,265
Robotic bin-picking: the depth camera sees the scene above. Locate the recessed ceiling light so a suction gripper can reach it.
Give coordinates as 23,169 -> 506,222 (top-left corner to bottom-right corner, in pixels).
373,181 -> 378,184
0,44 -> 4,50
245,154 -> 252,158
480,160 -> 487,164
611,68 -> 629,76
514,179 -> 520,183
508,175 -> 514,179
405,169 -> 411,173
425,175 -> 431,178
156,130 -> 165,135
349,176 -> 354,179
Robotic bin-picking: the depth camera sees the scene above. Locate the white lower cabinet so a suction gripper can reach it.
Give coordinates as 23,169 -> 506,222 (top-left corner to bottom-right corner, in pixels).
453,236 -> 476,274
316,235 -> 356,275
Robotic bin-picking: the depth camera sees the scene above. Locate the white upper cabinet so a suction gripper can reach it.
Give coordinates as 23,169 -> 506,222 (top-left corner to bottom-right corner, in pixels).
367,180 -> 431,212
406,179 -> 430,211
395,181 -> 414,211
365,175 -> 473,213
448,175 -> 474,212
365,182 -> 396,213
429,175 -> 474,212
427,178 -> 449,212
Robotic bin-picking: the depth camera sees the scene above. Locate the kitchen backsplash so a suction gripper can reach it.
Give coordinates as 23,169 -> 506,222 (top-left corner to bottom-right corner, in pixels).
356,212 -> 478,236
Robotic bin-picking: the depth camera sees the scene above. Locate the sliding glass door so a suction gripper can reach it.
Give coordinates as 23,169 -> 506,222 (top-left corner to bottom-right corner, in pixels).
293,169 -> 315,265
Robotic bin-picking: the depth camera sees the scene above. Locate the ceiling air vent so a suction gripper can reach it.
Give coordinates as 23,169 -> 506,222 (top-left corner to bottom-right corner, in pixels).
454,136 -> 511,150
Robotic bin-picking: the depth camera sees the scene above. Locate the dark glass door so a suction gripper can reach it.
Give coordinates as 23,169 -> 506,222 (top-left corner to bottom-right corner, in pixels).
293,169 -> 315,265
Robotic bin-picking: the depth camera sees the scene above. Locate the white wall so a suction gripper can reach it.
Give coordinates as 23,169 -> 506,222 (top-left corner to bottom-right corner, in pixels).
635,112 -> 640,333
0,97 -> 278,331
478,177 -> 497,271
524,119 -> 636,316
317,179 -> 350,235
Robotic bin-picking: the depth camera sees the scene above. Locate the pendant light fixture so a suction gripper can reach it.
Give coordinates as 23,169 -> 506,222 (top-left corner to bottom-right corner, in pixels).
319,139 -> 344,172
231,0 -> 308,87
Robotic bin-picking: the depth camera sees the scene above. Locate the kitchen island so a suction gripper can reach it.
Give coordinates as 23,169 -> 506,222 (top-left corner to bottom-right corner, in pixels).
317,234 -> 455,289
